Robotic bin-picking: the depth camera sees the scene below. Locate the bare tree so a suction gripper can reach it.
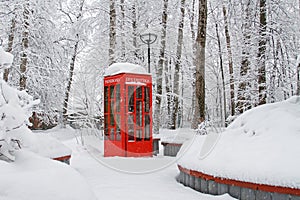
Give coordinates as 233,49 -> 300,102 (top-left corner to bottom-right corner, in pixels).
236,0 -> 252,114
297,0 -> 300,95
154,0 -> 169,134
109,0 -> 116,65
257,0 -> 267,105
19,0 -> 30,91
62,0 -> 84,125
212,5 -> 226,126
171,0 -> 185,129
3,16 -> 16,82
120,0 -> 126,60
193,0 -> 207,125
188,0 -> 198,129
222,3 -> 235,117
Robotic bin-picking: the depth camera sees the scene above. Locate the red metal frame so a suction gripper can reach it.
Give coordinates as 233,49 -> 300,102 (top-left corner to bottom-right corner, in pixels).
104,72 -> 153,157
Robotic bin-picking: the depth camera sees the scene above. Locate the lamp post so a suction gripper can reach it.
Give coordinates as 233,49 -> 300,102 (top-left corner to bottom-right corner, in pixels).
140,33 -> 157,73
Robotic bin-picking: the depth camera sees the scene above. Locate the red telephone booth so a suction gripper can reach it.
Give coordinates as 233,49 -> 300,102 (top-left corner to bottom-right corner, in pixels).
103,63 -> 153,157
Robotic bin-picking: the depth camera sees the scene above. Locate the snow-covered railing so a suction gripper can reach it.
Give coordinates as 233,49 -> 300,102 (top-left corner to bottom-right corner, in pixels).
177,165 -> 300,199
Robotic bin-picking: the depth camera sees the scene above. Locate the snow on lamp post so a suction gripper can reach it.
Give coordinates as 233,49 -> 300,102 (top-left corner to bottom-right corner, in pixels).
140,33 -> 157,73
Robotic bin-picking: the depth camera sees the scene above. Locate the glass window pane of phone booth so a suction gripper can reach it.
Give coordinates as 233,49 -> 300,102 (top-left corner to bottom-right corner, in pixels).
128,86 -> 134,112
116,114 -> 121,141
144,87 -> 150,113
145,115 -> 150,140
116,84 -> 120,113
128,115 -> 134,141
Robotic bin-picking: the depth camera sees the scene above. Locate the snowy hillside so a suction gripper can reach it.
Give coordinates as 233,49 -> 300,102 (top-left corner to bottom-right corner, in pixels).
178,96 -> 300,188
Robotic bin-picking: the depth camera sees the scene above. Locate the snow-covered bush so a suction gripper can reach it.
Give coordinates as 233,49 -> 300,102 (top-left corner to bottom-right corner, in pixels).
0,44 -> 39,161
0,80 -> 39,161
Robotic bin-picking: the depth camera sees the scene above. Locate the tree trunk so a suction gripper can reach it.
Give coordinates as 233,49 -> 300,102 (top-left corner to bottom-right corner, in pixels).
120,0 -> 126,60
131,0 -> 140,60
214,15 -> 226,127
269,32 -> 279,103
297,62 -> 300,95
3,17 -> 16,82
171,0 -> 185,129
297,0 -> 300,95
153,0 -> 169,134
164,58 -> 172,128
189,0 -> 199,129
62,1 -> 84,125
109,0 -> 116,65
193,0 -> 207,124
237,0 -> 252,114
257,0 -> 267,105
63,37 -> 79,125
19,1 -> 30,91
222,4 -> 235,117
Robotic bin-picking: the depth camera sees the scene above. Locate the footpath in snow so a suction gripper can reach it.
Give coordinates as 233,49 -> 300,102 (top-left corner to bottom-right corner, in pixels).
63,136 -> 234,200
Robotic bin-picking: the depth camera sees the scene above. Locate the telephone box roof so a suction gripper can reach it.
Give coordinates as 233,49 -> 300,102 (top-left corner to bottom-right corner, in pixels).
104,62 -> 150,77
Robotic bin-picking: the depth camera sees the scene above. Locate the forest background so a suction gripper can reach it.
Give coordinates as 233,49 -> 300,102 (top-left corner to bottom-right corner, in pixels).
0,0 -> 299,132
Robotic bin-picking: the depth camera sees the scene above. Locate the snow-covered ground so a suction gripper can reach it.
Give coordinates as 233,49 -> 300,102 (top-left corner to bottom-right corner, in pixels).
0,125 -> 235,200
178,96 -> 300,189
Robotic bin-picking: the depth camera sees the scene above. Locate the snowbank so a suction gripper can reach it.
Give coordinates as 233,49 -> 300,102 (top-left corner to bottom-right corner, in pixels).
104,62 -> 148,76
157,128 -> 195,144
178,96 -> 300,188
0,150 -> 97,200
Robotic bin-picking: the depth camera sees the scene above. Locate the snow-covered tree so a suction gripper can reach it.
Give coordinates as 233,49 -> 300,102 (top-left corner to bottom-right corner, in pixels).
0,44 -> 39,161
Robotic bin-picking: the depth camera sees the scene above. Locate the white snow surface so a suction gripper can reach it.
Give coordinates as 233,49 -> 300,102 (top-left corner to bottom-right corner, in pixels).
0,126 -> 235,200
104,62 -> 148,76
0,150 -> 97,200
178,96 -> 300,188
157,128 -> 195,144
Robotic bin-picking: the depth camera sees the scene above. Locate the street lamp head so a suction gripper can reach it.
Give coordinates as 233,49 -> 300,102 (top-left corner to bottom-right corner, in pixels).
140,32 -> 157,73
140,33 -> 157,45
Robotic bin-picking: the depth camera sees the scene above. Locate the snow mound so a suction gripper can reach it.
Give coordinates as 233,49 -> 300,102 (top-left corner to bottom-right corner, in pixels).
227,95 -> 300,136
0,150 -> 97,200
178,96 -> 300,188
104,62 -> 148,76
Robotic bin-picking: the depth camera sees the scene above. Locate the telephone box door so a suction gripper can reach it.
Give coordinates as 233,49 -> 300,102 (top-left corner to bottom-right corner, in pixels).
125,84 -> 152,156
104,84 -> 125,157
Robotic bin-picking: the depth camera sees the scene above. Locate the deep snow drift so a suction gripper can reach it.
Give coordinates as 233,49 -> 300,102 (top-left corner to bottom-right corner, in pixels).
0,149 -> 97,200
178,96 -> 300,188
